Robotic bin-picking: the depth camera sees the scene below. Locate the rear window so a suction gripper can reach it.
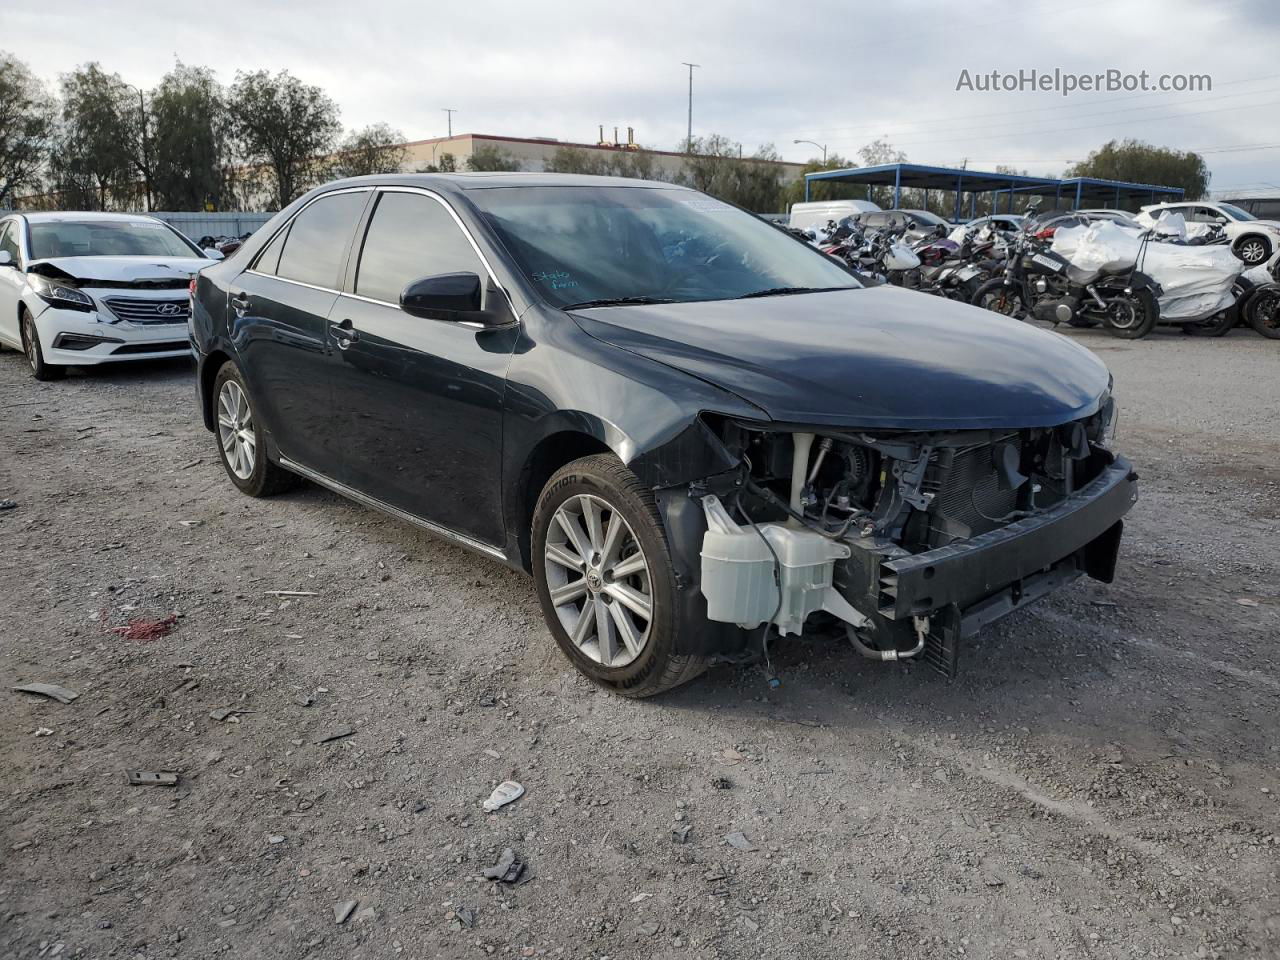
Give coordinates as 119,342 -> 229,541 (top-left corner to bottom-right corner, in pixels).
275,192 -> 368,289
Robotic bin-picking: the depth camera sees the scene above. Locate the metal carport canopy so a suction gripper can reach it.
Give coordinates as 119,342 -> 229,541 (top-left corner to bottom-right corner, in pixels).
803,162 -> 1061,215
1056,176 -> 1185,209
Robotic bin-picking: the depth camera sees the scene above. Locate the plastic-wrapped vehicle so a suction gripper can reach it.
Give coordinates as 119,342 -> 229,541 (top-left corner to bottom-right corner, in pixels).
189,174 -> 1138,696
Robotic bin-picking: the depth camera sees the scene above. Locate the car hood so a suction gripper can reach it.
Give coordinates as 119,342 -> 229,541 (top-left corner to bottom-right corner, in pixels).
27,256 -> 209,285
569,286 -> 1111,430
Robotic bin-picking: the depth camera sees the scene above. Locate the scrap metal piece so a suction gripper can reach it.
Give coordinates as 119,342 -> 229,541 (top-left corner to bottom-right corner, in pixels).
14,683 -> 79,704
128,771 -> 178,787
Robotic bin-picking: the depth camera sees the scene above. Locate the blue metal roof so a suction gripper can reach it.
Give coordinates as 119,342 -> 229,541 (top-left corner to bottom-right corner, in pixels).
802,163 -> 1185,210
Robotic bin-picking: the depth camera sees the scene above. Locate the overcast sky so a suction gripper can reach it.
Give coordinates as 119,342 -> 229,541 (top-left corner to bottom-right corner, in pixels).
4,0 -> 1278,194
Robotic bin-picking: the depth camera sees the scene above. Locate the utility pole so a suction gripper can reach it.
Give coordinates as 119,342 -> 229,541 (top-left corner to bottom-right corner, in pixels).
442,108 -> 457,138
125,83 -> 151,211
681,63 -> 699,153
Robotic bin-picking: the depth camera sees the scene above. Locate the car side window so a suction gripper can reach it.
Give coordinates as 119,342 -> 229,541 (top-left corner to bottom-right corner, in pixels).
0,222 -> 18,264
275,191 -> 369,289
354,191 -> 486,306
253,224 -> 291,276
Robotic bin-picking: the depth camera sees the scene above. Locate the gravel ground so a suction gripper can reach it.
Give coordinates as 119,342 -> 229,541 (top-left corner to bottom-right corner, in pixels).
1,325 -> 1278,960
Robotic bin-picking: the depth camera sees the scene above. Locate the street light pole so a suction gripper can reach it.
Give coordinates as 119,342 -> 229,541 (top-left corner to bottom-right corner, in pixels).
793,139 -> 827,165
681,62 -> 699,153
125,83 -> 151,211
442,108 -> 457,138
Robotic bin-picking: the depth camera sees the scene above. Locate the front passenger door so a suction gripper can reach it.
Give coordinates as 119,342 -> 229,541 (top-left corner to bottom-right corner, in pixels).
0,221 -> 25,349
327,188 -> 518,547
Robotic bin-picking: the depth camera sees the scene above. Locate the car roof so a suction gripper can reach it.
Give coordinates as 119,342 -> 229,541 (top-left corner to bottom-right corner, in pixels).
15,211 -> 166,224
322,172 -> 697,193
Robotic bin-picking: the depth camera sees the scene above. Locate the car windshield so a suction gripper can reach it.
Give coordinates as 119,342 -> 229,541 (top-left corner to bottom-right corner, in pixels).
1216,203 -> 1256,222
28,220 -> 203,260
467,185 -> 860,308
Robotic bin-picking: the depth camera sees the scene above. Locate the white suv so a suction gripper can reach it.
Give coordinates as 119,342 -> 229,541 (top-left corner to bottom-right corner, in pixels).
0,212 -> 213,380
1135,201 -> 1280,266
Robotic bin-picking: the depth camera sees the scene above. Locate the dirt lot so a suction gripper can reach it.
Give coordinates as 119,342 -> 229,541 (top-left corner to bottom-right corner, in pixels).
2,326 -> 1278,960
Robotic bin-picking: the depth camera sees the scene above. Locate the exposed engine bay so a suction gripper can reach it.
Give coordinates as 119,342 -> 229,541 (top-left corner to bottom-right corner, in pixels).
695,400 -> 1134,676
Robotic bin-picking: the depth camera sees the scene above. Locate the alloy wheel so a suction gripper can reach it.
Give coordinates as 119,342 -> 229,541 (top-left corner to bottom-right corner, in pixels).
22,317 -> 37,371
217,379 -> 256,480
544,493 -> 653,669
1240,239 -> 1267,265
979,290 -> 1019,317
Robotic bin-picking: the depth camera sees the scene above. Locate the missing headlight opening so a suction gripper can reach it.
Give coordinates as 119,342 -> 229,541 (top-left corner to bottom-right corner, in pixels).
697,407 -> 1135,678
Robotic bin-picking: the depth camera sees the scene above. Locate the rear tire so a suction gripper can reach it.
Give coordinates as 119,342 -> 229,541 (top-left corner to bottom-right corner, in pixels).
971,278 -> 1022,317
212,361 -> 299,497
531,454 -> 707,698
1102,288 -> 1158,339
1245,285 -> 1280,339
20,310 -> 65,381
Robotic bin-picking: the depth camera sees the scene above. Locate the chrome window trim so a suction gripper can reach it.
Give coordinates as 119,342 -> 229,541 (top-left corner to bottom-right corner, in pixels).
278,455 -> 506,562
243,184 -> 517,320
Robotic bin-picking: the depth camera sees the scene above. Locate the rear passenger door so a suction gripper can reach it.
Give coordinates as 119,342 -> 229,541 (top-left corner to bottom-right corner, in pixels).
229,189 -> 371,474
326,188 -> 517,547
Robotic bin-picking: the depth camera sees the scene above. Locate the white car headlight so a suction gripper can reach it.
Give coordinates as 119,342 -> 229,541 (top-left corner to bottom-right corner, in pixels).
29,273 -> 95,312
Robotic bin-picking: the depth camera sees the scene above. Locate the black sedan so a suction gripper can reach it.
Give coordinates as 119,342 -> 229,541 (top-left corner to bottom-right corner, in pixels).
190,173 -> 1137,696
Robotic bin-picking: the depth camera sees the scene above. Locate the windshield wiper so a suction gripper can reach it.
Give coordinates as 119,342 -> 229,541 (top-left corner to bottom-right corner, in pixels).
561,296 -> 677,310
736,285 -> 848,299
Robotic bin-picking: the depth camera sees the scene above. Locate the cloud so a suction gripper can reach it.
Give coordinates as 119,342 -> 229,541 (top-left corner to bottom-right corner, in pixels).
4,0 -> 1276,191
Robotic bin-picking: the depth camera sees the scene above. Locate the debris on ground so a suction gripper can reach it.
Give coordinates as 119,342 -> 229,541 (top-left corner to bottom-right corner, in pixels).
0,499 -> 17,511
482,780 -> 525,812
717,747 -> 746,765
128,771 -> 179,787
13,683 -> 79,704
316,727 -> 355,744
34,727 -> 54,737
710,776 -> 732,790
483,847 -> 526,884
333,900 -> 358,924
109,613 -> 178,641
1236,597 -> 1260,607
266,590 -> 318,598
672,824 -> 692,844
178,520 -> 203,528
724,831 -> 757,851
209,707 -> 245,723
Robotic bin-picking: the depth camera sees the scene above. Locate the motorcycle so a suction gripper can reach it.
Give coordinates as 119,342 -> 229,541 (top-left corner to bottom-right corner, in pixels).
1243,255 -> 1280,340
969,227 -> 1163,339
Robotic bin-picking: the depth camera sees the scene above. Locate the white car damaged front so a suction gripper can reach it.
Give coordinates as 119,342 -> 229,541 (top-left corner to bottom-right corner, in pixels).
0,213 -> 212,380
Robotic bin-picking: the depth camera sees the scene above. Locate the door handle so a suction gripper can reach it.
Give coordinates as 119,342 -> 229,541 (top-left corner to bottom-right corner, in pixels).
331,319 -> 360,349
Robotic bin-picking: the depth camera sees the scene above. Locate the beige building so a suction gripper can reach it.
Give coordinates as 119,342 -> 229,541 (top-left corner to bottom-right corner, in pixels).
401,132 -> 807,184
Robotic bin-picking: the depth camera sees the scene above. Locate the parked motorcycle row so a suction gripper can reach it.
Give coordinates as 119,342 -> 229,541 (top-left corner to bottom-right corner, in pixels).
797,210 -> 1280,341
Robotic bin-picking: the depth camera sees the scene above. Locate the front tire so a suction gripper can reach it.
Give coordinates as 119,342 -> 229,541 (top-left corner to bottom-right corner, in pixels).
21,310 -> 65,381
531,454 -> 707,698
212,361 -> 299,497
1233,234 -> 1272,267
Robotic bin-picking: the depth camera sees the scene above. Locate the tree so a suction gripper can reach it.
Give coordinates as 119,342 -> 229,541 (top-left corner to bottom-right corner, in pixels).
0,52 -> 55,208
857,138 -> 906,208
466,144 -> 521,172
333,123 -> 408,179
51,63 -> 137,210
150,64 -> 230,211
227,70 -> 341,208
543,145 -> 661,180
1068,138 -> 1210,200
416,151 -> 456,173
782,152 -> 856,209
680,135 -> 784,213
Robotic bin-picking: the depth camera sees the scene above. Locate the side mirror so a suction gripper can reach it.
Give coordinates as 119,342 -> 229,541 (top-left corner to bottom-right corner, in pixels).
0,251 -> 15,268
400,272 -> 493,322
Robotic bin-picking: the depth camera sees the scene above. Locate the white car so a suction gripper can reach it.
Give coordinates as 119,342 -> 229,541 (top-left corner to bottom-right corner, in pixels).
1135,201 -> 1280,266
0,212 -> 213,380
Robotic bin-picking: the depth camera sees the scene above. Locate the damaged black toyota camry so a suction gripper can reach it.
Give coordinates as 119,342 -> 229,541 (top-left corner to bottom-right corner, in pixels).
189,173 -> 1138,697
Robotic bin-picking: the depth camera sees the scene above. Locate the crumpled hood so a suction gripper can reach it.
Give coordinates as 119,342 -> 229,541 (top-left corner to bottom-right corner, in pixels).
569,286 -> 1112,430
28,256 -> 209,285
